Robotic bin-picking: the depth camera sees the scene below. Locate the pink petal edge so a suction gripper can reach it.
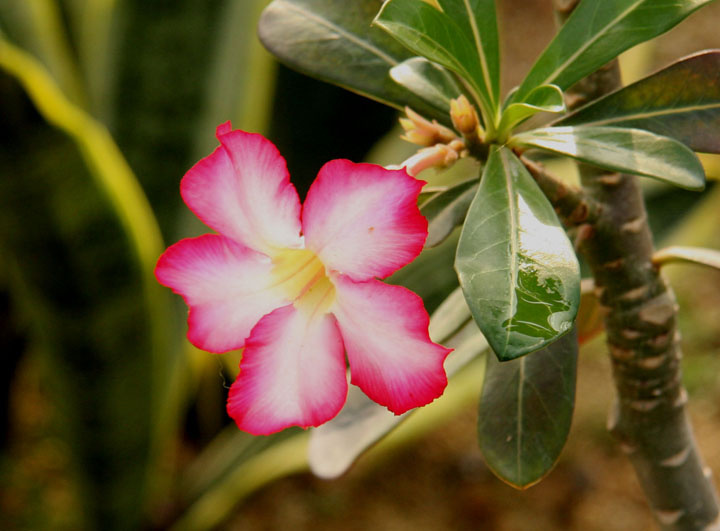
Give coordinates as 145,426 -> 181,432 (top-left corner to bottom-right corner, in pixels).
155,234 -> 287,353
331,275 -> 451,415
302,159 -> 427,281
227,304 -> 348,435
180,122 -> 302,255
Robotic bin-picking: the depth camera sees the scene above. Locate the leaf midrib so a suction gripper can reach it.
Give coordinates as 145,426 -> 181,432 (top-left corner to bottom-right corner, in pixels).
568,101 -> 720,127
537,0 -> 643,88
282,1 -> 399,66
462,0 -> 495,107
516,358 -> 526,481
500,148 -> 519,353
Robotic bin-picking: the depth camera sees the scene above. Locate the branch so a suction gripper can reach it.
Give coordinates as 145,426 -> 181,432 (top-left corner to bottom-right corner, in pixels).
549,2 -> 720,528
520,155 -> 602,227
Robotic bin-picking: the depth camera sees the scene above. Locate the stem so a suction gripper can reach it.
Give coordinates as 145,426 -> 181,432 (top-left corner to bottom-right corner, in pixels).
520,155 -> 601,227
545,3 -> 720,528
580,164 -> 719,530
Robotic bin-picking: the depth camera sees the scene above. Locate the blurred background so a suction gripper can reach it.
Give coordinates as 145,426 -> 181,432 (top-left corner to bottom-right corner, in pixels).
1,0 -> 720,529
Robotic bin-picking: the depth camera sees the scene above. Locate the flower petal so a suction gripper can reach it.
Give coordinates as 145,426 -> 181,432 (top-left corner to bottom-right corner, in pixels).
302,160 -> 427,280
155,234 -> 287,353
227,304 -> 347,435
331,275 -> 451,414
181,122 -> 302,254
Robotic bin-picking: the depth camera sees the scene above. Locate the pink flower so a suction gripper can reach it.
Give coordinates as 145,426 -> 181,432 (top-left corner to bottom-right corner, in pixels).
155,122 -> 451,435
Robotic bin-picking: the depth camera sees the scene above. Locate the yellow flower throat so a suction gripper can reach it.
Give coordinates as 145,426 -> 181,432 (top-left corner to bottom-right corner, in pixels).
271,248 -> 336,316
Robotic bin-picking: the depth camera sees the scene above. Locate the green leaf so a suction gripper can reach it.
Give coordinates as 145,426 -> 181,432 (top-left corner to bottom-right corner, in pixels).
436,0 -> 500,107
0,0 -> 86,107
390,56 -> 462,115
653,245 -> 720,270
498,84 -> 565,135
175,429 -> 310,530
0,39 -> 173,527
513,0 -> 714,103
258,0 -> 450,124
373,0 -> 494,118
426,286 -> 473,343
387,228 -> 460,314
557,50 -> 720,154
421,178 -> 478,247
478,328 -> 578,488
456,146 -> 580,361
511,126 -> 706,191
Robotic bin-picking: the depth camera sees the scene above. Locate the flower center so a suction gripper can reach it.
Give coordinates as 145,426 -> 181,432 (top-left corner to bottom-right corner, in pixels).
271,248 -> 335,316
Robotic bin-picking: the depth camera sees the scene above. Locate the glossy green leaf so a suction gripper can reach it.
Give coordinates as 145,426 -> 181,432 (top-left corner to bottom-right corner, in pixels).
309,290 -> 487,479
478,328 -> 578,488
456,146 -> 580,361
511,126 -> 706,191
436,0 -> 500,107
390,57 -> 462,115
421,178 -> 478,247
498,84 -> 565,135
513,0 -> 713,103
373,0 -> 494,117
258,0 -> 450,124
558,50 -> 720,154
653,245 -> 720,270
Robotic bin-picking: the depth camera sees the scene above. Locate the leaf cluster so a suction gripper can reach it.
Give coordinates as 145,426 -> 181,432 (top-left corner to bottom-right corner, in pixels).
259,0 -> 719,488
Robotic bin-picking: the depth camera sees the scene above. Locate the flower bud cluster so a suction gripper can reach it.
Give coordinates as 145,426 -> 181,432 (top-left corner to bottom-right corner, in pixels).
399,107 -> 457,147
399,99 -> 484,176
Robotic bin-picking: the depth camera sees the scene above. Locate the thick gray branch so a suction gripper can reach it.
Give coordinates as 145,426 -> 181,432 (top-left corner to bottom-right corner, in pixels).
547,2 -> 720,528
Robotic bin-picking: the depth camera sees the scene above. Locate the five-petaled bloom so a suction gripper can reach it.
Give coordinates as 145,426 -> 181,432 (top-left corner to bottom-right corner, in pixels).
155,122 -> 451,435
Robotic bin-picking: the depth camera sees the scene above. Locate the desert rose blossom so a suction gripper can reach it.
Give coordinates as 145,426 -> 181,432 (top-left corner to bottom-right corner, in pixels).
155,122 -> 451,435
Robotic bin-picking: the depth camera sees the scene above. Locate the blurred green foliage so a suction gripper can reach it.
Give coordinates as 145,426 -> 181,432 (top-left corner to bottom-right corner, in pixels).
0,1 -> 405,528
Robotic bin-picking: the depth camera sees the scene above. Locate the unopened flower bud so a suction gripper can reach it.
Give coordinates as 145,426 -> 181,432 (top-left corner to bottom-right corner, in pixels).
399,118 -> 435,146
450,95 -> 479,136
400,107 -> 457,147
448,139 -> 466,152
402,144 -> 459,177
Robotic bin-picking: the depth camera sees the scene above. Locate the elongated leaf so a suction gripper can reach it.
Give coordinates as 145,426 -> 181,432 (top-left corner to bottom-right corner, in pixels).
387,229 -> 460,314
175,430 -> 310,530
512,126 -> 706,190
513,0 -> 713,103
0,41 -> 172,528
421,178 -> 478,247
390,57 -> 462,115
63,0 -> 121,120
478,328 -> 578,488
436,0 -> 500,107
654,246 -> 720,270
456,146 -> 580,361
427,285 -> 472,342
558,50 -> 720,154
258,0 -> 450,124
373,0 -> 493,115
0,0 -> 86,106
498,84 -> 565,134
